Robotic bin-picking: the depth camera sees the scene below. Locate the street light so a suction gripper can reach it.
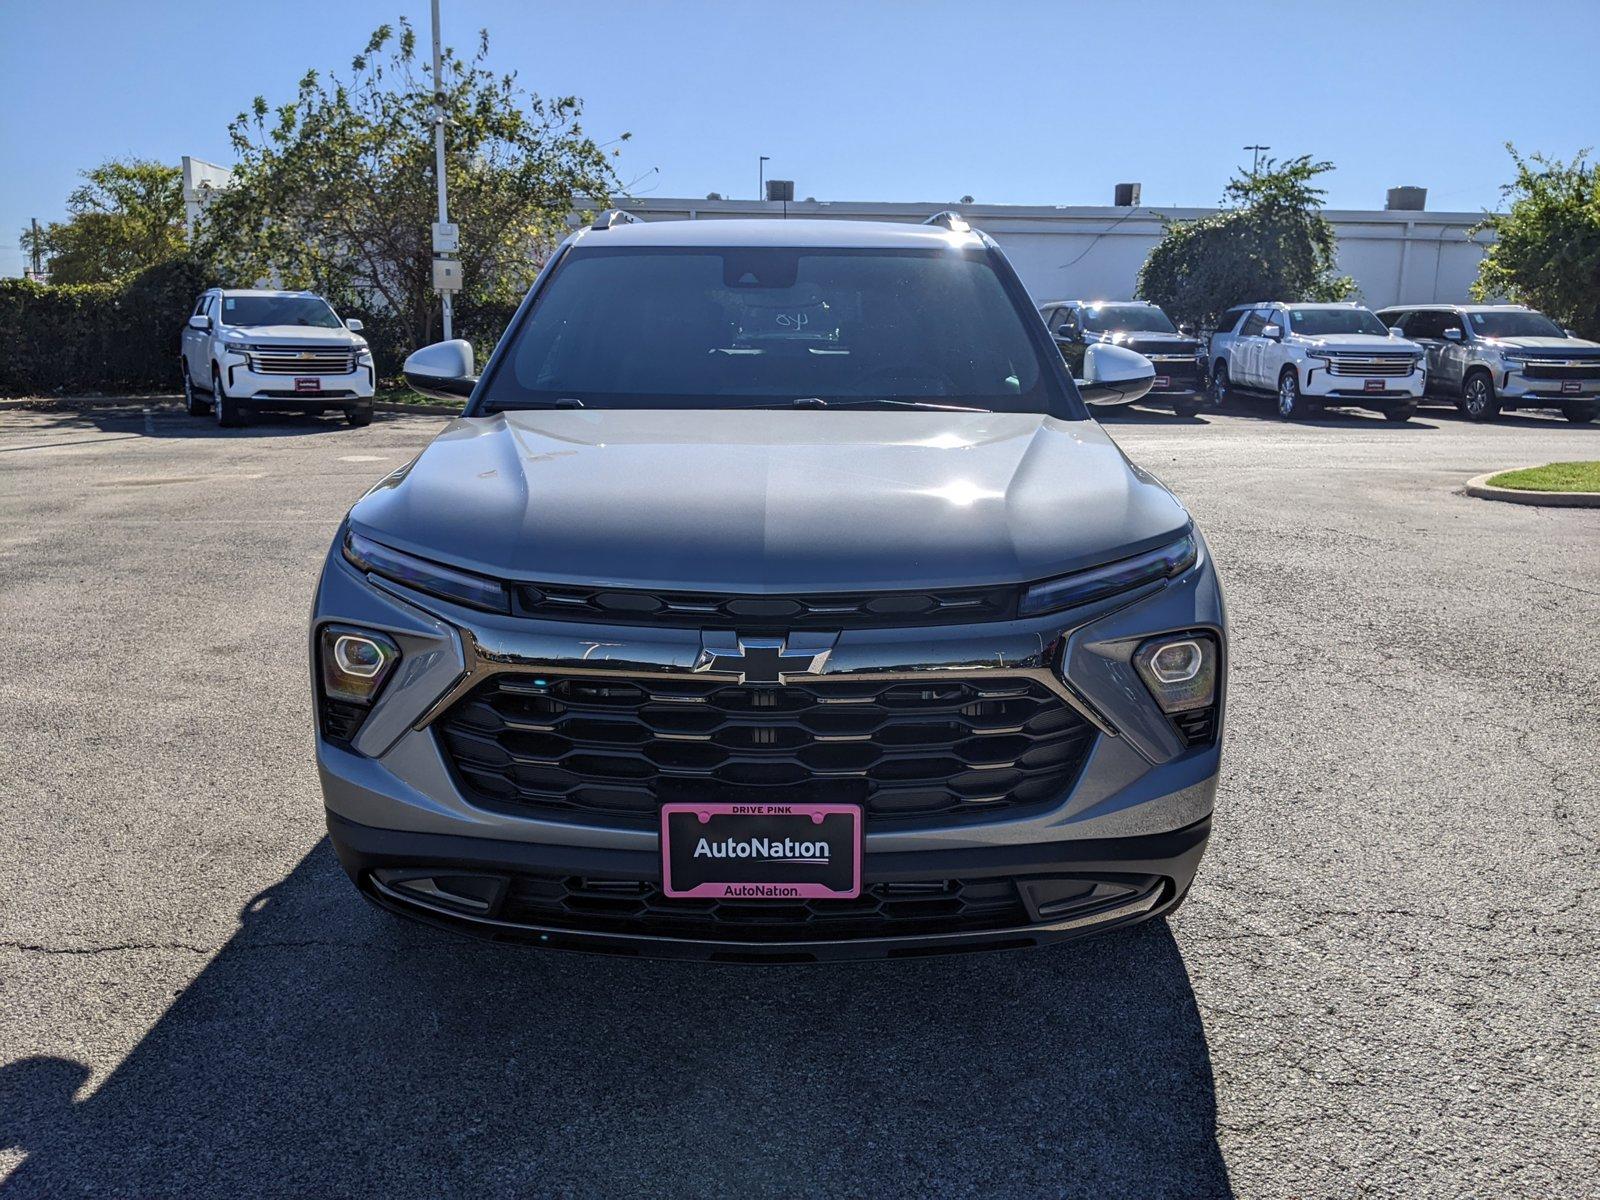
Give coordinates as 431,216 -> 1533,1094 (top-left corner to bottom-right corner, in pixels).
431,0 -> 458,340
1244,144 -> 1271,177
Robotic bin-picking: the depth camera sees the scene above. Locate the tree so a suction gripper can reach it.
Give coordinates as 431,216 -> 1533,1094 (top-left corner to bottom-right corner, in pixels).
1136,156 -> 1355,329
20,159 -> 187,285
1471,146 -> 1600,339
197,20 -> 626,361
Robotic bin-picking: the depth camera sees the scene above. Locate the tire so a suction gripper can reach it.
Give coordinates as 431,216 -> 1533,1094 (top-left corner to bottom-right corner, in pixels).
1562,403 -> 1597,425
1384,403 -> 1418,423
1210,361 -> 1231,407
1460,371 -> 1500,422
182,364 -> 212,417
1277,367 -> 1309,420
213,369 -> 246,429
1171,397 -> 1201,419
345,406 -> 374,427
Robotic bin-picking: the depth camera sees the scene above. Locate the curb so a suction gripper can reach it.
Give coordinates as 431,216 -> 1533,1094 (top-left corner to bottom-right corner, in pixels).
1464,472 -> 1600,508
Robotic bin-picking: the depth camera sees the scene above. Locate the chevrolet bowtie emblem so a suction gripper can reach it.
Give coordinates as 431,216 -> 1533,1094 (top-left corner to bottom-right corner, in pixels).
695,632 -> 836,685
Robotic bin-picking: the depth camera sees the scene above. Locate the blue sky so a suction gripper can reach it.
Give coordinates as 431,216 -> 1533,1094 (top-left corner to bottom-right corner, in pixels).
4,0 -> 1598,277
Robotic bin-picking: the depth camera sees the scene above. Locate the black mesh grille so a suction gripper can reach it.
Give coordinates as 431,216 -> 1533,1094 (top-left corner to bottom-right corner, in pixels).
511,584 -> 1017,629
437,674 -> 1096,828
1172,707 -> 1217,748
499,874 -> 1027,942
1523,361 -> 1600,381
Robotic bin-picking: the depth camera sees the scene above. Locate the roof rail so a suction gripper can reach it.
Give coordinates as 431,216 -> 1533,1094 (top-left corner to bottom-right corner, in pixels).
922,210 -> 971,233
591,208 -> 643,231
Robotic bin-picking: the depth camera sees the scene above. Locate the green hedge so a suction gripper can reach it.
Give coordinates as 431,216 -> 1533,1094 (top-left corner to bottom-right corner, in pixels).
0,257 -> 214,394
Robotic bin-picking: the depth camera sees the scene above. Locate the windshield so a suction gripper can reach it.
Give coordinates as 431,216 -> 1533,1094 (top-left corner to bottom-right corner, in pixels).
221,295 -> 342,329
1081,304 -> 1177,334
1289,308 -> 1390,337
1467,310 -> 1565,339
480,245 -> 1075,415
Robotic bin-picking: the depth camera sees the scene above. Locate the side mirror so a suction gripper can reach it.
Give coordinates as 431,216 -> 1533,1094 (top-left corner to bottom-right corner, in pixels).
1565,329 -> 1579,338
1261,323 -> 1282,341
1075,343 -> 1155,408
1178,323 -> 1195,337
187,314 -> 211,331
1443,328 -> 1463,342
1388,326 -> 1406,338
345,318 -> 364,332
402,339 -> 477,401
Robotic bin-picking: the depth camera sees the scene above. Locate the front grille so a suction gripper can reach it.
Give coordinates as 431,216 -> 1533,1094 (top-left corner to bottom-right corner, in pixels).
1323,354 -> 1418,377
1145,357 -> 1200,385
498,874 -> 1028,942
248,346 -> 357,375
1521,359 -> 1600,381
437,674 -> 1096,828
512,584 -> 1017,629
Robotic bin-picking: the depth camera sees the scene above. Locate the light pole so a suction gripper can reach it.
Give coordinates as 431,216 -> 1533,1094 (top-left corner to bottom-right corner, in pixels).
432,0 -> 453,340
1244,144 -> 1270,178
758,156 -> 770,201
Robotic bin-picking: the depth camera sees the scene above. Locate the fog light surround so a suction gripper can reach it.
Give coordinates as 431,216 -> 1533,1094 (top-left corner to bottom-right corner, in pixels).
319,624 -> 401,705
1133,633 -> 1217,714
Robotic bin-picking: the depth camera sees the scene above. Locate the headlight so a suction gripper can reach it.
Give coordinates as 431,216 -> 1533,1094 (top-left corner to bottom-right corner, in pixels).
1020,533 -> 1197,616
357,346 -> 374,363
317,624 -> 401,744
343,528 -> 511,613
222,341 -> 261,355
1133,633 -> 1218,713
1306,347 -> 1335,360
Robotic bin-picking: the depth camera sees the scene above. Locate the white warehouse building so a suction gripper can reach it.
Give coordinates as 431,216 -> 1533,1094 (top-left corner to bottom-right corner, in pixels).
619,195 -> 1493,311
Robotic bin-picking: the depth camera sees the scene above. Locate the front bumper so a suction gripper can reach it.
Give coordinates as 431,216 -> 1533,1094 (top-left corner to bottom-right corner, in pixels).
223,359 -> 375,406
1302,364 -> 1425,404
312,528 -> 1227,958
1499,368 -> 1600,404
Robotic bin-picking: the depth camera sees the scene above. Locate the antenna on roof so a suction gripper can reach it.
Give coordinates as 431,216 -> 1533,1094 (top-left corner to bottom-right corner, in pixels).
591,209 -> 643,231
922,210 -> 970,233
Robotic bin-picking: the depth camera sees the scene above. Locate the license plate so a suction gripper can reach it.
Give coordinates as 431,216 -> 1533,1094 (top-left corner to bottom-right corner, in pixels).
1364,379 -> 1385,393
660,802 -> 861,899
294,377 -> 322,393
1153,376 -> 1171,389
1562,380 -> 1581,394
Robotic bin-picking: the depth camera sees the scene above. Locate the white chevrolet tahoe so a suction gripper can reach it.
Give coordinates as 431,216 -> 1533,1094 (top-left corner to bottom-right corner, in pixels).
180,289 -> 376,428
1205,301 -> 1427,422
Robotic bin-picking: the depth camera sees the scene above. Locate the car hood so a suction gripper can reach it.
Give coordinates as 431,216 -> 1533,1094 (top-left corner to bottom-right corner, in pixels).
1306,334 -> 1421,352
221,325 -> 360,346
348,410 -> 1192,593
1486,336 -> 1600,354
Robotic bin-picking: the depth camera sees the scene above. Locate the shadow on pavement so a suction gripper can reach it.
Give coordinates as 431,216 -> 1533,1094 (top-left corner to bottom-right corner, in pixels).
0,841 -> 1231,1198
0,399 -> 367,440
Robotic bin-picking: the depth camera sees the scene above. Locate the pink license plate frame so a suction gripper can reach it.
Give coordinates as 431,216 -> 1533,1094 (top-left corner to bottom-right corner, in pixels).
660,801 -> 862,900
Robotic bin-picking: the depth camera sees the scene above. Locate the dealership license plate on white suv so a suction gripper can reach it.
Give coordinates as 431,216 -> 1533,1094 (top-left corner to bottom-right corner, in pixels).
295,377 -> 322,393
660,802 -> 861,899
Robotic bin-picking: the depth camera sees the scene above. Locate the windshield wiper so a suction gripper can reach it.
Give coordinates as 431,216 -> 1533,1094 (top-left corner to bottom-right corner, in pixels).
481,397 -> 585,412
751,397 -> 990,413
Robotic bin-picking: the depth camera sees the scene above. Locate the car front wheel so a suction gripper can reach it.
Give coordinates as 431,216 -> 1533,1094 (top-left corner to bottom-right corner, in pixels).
1461,372 -> 1500,421
1277,368 -> 1311,420
213,369 -> 246,429
182,362 -> 211,417
1210,362 -> 1230,407
1384,403 -> 1418,423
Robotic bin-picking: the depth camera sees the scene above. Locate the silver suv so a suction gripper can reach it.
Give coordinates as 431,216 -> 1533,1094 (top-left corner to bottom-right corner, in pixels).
309,213 -> 1225,961
1375,303 -> 1600,423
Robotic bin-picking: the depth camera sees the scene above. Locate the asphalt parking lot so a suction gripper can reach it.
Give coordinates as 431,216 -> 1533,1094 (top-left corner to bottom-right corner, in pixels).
1,396 -> 1595,1198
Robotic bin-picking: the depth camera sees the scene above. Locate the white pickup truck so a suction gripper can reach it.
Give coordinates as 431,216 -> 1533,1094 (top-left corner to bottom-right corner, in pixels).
1204,301 -> 1427,422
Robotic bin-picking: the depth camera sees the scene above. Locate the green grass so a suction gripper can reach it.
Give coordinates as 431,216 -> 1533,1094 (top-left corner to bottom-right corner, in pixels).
373,382 -> 463,410
1485,461 -> 1600,493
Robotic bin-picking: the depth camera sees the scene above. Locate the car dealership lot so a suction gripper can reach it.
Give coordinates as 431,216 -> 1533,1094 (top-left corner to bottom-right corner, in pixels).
1,400 -> 1595,1198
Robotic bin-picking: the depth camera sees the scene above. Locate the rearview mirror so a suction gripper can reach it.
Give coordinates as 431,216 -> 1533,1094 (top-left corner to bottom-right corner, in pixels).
345,318 -> 364,332
402,339 -> 477,402
1443,328 -> 1463,342
1075,343 -> 1155,408
1261,324 -> 1282,341
187,314 -> 211,331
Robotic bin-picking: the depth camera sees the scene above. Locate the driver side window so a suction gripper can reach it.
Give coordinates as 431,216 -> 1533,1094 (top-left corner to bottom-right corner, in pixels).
1239,311 -> 1268,338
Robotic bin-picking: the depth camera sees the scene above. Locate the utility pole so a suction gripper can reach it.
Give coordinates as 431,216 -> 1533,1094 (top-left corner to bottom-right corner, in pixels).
758,156 -> 770,201
431,0 -> 455,340
29,217 -> 43,278
1244,144 -> 1271,178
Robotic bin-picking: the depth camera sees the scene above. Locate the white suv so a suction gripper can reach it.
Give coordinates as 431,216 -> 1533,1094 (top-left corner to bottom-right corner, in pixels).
180,289 -> 376,428
1206,302 -> 1427,422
